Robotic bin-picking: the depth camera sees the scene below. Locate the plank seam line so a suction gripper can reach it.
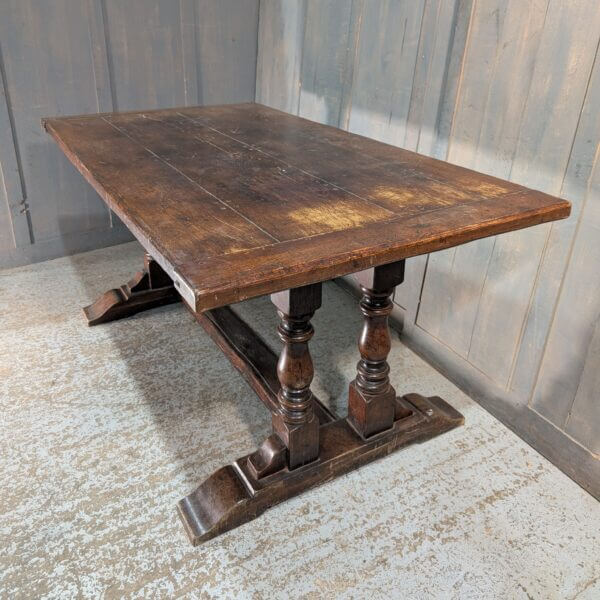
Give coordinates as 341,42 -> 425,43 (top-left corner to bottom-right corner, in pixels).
430,0 -> 459,157
193,0 -> 203,104
252,0 -> 260,104
174,111 -> 399,218
336,0 -> 360,129
254,1 -> 262,103
99,0 -> 118,112
407,0 -> 435,151
0,41 -> 33,245
340,0 -> 364,131
566,317 -> 600,432
86,0 -> 114,227
445,0 -> 476,155
412,253 -> 430,326
178,0 -> 199,105
101,116 -> 280,243
465,235 -> 497,365
296,0 -> 308,116
415,0 -> 443,153
387,12 -> 409,128
562,144 -> 600,427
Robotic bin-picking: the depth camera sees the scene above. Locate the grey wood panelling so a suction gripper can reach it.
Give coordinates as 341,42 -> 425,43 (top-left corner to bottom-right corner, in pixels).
567,315 -> 600,454
392,0 -> 472,322
255,0 -> 600,493
298,0 -> 356,127
532,134 -> 600,434
256,0 -> 306,113
0,46 -> 30,251
0,0 -> 259,268
102,0 -> 188,111
0,0 -> 111,248
195,0 -> 259,105
346,0 -> 426,145
511,25 -> 600,400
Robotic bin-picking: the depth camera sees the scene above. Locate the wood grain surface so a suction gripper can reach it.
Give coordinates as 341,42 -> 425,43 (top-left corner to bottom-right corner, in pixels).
44,103 -> 570,312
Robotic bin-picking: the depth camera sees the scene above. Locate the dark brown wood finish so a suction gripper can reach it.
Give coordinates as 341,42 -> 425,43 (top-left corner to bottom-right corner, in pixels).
44,103 -> 572,545
191,304 -> 337,426
348,261 -> 406,438
43,103 -> 570,312
270,284 -> 322,470
83,253 -> 179,325
178,393 -> 463,545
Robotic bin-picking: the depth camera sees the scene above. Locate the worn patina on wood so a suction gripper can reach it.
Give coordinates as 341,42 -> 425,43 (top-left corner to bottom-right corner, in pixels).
44,103 -> 570,313
44,103 -> 570,544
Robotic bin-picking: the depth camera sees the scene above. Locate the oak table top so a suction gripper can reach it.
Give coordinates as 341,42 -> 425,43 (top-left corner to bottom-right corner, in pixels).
43,103 -> 570,313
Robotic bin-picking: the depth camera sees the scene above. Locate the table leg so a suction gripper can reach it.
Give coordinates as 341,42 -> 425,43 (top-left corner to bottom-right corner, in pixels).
270,284 -> 322,469
243,284 -> 322,479
348,261 -> 405,437
83,253 -> 180,325
177,269 -> 464,546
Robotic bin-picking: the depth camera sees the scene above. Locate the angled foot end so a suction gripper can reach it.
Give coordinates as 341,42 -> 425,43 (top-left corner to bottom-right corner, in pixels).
83,254 -> 180,326
177,393 -> 463,545
177,465 -> 257,546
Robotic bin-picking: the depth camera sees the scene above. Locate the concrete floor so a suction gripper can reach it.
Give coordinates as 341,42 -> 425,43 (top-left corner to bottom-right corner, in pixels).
1,241 -> 599,599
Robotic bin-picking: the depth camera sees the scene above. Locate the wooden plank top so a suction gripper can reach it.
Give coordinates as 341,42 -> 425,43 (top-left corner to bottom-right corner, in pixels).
43,103 -> 570,312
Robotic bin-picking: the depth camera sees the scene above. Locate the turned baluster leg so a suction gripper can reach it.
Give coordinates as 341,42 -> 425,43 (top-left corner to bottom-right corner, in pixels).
248,283 -> 322,476
348,261 -> 405,437
271,283 -> 322,469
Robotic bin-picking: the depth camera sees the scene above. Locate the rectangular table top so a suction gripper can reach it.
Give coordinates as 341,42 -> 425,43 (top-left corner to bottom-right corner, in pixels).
44,103 -> 570,312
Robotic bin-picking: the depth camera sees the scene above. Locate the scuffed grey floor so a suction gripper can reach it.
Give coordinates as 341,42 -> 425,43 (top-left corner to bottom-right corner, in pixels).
1,241 -> 599,600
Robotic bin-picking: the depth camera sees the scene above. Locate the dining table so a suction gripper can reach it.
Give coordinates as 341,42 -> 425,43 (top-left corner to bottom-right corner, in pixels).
43,103 -> 570,545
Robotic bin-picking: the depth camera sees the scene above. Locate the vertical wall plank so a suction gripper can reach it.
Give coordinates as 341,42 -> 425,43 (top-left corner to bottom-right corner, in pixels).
0,0 -> 111,244
347,0 -> 426,145
298,0 -> 354,126
0,46 -> 30,249
179,0 -> 199,106
394,0 -> 472,318
469,0 -> 600,387
256,0 -> 307,113
86,0 -> 114,113
417,0 -> 512,357
566,313 -> 600,454
86,0 -> 118,228
462,0 -> 550,383
338,0 -> 364,130
195,0 -> 259,105
102,0 -> 186,110
417,0 -> 474,160
531,150 -> 600,427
